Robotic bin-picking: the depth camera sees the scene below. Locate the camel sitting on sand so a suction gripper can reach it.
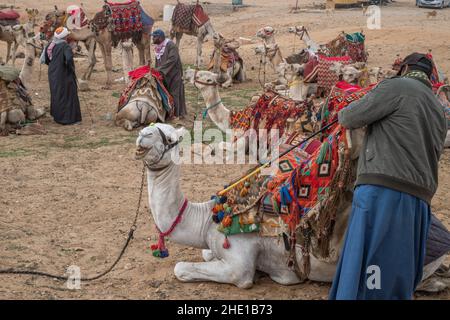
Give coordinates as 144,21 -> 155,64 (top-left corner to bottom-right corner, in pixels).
0,36 -> 46,135
134,122 -> 450,291
209,33 -> 246,88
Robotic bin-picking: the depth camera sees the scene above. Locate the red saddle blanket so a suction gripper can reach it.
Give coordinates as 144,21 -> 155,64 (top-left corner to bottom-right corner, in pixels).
0,9 -> 20,21
106,0 -> 143,39
172,3 -> 209,32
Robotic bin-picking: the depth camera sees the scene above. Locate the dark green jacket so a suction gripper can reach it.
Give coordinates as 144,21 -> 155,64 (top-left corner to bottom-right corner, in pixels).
338,77 -> 447,204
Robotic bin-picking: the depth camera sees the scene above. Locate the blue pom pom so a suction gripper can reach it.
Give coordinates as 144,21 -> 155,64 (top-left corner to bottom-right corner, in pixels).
217,211 -> 225,222
160,249 -> 169,258
212,215 -> 220,224
219,196 -> 227,204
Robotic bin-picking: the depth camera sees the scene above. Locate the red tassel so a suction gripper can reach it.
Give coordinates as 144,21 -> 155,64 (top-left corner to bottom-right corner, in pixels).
223,236 -> 230,249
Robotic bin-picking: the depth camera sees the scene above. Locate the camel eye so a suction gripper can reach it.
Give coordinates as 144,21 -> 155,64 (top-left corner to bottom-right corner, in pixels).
207,79 -> 213,83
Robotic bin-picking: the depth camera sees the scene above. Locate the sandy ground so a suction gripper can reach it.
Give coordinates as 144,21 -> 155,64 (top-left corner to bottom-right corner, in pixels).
0,0 -> 449,299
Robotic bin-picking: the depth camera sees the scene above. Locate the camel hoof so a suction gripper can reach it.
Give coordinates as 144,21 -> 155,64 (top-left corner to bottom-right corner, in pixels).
102,85 -> 112,90
78,80 -> 90,91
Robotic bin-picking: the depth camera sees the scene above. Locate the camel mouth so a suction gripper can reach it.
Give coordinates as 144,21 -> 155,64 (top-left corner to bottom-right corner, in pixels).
135,145 -> 150,160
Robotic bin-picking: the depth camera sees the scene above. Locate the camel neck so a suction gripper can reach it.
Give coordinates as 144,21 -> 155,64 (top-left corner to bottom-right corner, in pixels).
146,163 -> 213,249
19,43 -> 36,89
200,86 -> 230,132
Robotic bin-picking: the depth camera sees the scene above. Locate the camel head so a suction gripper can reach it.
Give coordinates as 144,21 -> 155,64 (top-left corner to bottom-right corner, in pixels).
185,68 -> 220,90
135,123 -> 186,170
26,8 -> 40,27
331,62 -> 363,85
288,26 -> 307,38
368,66 -> 382,84
256,26 -> 275,40
277,62 -> 303,83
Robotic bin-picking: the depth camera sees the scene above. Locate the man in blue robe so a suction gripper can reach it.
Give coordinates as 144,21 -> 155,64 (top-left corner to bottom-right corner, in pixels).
329,53 -> 448,300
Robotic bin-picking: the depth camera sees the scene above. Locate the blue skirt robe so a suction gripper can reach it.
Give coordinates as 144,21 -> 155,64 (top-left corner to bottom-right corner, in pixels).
329,184 -> 431,300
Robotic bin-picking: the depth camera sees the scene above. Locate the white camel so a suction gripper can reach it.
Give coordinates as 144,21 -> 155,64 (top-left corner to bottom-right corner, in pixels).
185,68 -> 320,158
210,34 -> 246,88
276,62 -> 318,101
288,26 -> 320,53
135,123 -> 449,291
254,26 -> 285,71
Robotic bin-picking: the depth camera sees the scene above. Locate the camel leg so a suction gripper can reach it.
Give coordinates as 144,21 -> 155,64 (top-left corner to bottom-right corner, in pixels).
98,42 -> 113,89
5,41 -> 11,64
222,70 -> 233,88
11,41 -> 18,66
0,111 -> 8,135
82,38 -> 97,81
137,42 -> 145,66
174,32 -> 182,48
196,35 -> 204,68
174,259 -> 256,289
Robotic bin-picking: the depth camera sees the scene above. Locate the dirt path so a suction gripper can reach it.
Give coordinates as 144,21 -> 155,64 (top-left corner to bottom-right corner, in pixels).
0,0 -> 449,299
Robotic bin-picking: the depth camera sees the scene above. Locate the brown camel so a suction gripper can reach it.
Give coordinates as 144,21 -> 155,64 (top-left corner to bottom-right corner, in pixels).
40,3 -> 153,89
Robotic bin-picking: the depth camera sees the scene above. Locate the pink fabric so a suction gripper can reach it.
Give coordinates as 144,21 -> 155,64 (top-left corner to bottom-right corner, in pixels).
336,81 -> 361,93
46,42 -> 57,61
154,39 -> 170,60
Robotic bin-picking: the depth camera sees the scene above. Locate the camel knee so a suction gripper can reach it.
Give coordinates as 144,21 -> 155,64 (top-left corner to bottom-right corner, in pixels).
26,106 -> 45,120
174,262 -> 195,282
202,249 -> 215,262
8,109 -> 25,124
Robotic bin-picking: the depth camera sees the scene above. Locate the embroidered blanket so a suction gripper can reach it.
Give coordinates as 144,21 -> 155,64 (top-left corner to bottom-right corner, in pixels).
107,0 -> 143,44
118,66 -> 174,120
322,32 -> 367,63
172,3 -> 209,33
208,46 -> 243,73
317,55 -> 352,92
229,90 -> 309,139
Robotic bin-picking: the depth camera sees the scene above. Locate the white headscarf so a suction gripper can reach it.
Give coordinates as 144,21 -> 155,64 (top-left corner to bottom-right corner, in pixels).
54,27 -> 70,40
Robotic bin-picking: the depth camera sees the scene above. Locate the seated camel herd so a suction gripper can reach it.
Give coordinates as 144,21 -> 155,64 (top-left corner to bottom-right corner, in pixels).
0,4 -> 449,149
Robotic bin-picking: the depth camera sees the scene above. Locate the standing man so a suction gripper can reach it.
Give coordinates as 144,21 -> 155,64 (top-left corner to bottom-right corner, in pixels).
152,29 -> 187,119
41,27 -> 81,125
330,53 -> 447,300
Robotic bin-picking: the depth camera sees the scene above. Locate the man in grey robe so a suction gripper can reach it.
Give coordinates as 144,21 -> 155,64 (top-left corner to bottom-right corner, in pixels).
152,29 -> 187,119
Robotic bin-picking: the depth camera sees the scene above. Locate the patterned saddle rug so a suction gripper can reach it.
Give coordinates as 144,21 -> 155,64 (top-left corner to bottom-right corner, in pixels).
118,66 -> 174,121
321,32 -> 367,63
92,0 -> 153,47
229,90 -> 311,139
172,3 -> 209,34
208,46 -> 243,73
317,55 -> 352,92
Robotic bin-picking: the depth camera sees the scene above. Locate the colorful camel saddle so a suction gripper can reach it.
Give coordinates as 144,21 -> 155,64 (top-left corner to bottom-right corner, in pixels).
321,32 -> 367,63
92,0 -> 153,46
118,66 -> 174,121
286,50 -> 319,84
210,87 -> 374,268
171,3 -> 209,33
229,90 -> 311,139
317,55 -> 352,92
208,46 -> 243,73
